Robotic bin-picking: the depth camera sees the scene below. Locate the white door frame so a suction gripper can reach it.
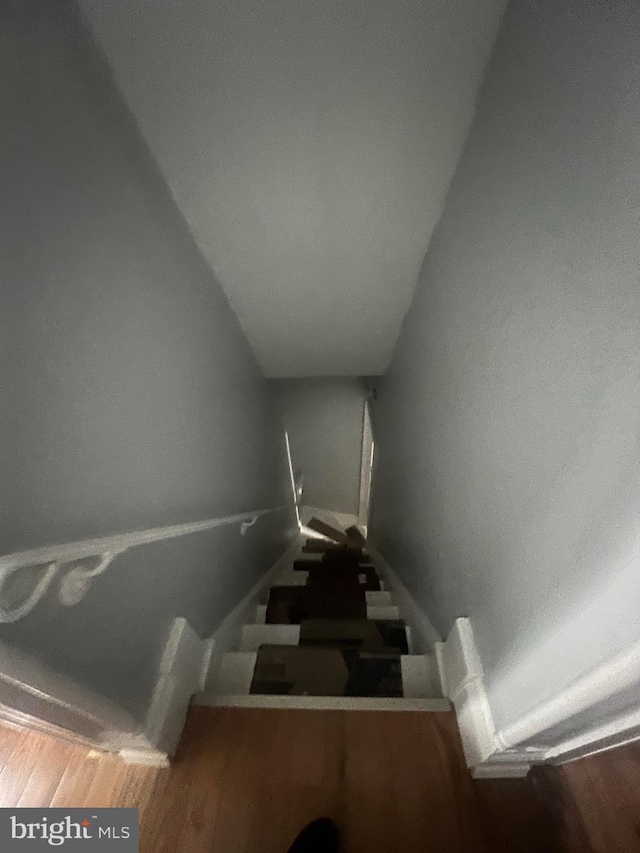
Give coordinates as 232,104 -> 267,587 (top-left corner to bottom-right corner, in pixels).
357,398 -> 375,534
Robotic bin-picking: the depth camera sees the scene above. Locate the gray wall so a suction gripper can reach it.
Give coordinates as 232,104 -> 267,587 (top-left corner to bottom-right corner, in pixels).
0,0 -> 295,719
370,0 -> 640,735
275,379 -> 365,516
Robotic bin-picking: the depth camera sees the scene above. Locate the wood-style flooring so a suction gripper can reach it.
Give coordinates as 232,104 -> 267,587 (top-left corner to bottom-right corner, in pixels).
0,707 -> 638,852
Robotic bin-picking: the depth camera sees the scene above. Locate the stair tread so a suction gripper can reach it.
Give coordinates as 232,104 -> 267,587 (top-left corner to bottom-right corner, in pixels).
266,585 -> 368,624
240,623 -> 300,651
366,604 -> 400,620
365,590 -> 392,606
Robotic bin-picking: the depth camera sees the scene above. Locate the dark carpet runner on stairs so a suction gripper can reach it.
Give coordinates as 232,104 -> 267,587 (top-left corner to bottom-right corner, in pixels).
250,520 -> 410,698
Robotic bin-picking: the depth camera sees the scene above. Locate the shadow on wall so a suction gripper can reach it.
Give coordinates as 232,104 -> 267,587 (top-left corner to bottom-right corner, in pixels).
368,0 -> 640,742
1,1 -> 295,721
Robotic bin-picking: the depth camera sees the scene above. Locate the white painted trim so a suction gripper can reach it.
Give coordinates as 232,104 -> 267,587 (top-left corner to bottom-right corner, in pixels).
545,707 -> 640,764
494,635 -> 640,751
0,704 -> 101,750
435,616 -> 640,777
366,604 -> 400,620
119,748 -> 170,767
195,535 -> 303,695
366,543 -> 441,654
357,400 -> 374,534
472,762 -> 533,779
0,505 -> 287,623
204,695 -> 451,712
556,730 -> 640,766
284,430 -> 302,531
133,618 -> 209,760
401,654 -> 443,699
212,652 -> 258,696
239,623 -> 300,651
198,637 -> 216,693
116,616 -> 215,764
365,591 -> 392,606
0,641 -> 141,751
0,641 -> 138,734
436,618 -> 539,778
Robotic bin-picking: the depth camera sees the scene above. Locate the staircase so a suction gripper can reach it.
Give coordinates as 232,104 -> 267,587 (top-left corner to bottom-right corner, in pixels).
196,522 -> 449,710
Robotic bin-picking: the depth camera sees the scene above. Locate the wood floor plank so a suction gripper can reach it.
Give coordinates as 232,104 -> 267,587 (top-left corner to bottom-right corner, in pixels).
342,711 -> 401,853
428,712 -> 487,850
0,723 -> 32,774
241,708 -> 343,853
0,729 -> 49,807
16,735 -> 75,807
171,709 -> 233,852
184,707 -> 268,852
82,753 -> 131,809
0,707 -> 639,851
113,764 -> 160,814
556,744 -> 640,853
342,710 -> 485,853
475,776 -> 567,853
49,746 -> 101,808
141,708 -> 229,852
526,764 -> 597,853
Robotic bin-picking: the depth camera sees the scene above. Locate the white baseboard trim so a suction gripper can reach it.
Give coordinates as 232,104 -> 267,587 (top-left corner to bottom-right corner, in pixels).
545,705 -> 640,765
471,760 -> 536,779
436,617 -> 542,778
495,634 -> 640,758
198,637 -> 217,693
119,748 -> 171,767
118,616 -> 211,764
195,534 -> 302,697
366,544 -> 441,655
437,617 -> 640,777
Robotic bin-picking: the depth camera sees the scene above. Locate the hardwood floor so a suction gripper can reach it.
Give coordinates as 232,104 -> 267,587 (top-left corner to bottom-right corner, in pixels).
0,708 -> 638,852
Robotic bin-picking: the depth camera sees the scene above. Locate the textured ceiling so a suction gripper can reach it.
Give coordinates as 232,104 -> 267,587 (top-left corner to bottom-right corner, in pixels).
80,0 -> 506,377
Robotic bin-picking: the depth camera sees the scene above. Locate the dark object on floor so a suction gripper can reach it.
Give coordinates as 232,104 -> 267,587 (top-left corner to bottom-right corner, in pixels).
266,585 -> 367,624
299,618 -> 409,654
250,646 -> 348,695
293,559 -> 326,571
305,566 -> 381,592
250,645 -> 403,697
345,526 -> 367,547
343,650 -> 403,697
287,817 -> 340,853
293,558 -> 370,572
320,552 -> 370,566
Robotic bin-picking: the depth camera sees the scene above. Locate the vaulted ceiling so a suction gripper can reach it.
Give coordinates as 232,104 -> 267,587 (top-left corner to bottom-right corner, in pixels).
80,0 -> 506,377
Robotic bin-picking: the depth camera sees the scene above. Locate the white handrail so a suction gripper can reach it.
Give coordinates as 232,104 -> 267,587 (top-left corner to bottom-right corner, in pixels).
0,505 -> 288,624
